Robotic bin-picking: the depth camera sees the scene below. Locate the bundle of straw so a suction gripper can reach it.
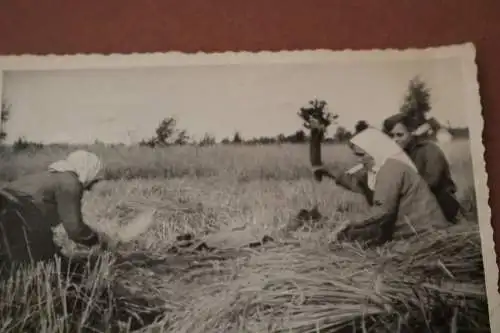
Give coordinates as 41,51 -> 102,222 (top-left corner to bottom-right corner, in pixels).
166,223 -> 488,333
0,253 -> 166,333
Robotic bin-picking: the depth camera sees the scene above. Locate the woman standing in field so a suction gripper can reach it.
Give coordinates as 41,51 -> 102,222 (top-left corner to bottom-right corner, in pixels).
336,127 -> 451,246
0,150 -> 110,276
382,113 -> 461,223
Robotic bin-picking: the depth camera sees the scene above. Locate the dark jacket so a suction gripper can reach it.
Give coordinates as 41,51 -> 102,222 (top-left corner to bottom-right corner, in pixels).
404,139 -> 460,222
0,171 -> 99,264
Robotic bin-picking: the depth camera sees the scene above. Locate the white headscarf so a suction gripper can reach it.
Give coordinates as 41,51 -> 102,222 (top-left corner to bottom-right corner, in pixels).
48,150 -> 103,187
349,128 -> 417,190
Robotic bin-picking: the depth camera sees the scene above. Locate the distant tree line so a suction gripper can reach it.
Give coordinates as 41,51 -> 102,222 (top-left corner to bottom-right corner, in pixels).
0,76 -> 470,152
136,99 -> 371,147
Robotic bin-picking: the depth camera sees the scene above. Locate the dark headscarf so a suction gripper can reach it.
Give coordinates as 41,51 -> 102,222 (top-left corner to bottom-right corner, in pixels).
382,113 -> 408,134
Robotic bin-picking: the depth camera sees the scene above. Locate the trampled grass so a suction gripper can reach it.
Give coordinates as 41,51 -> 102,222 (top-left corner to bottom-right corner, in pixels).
0,139 -> 490,332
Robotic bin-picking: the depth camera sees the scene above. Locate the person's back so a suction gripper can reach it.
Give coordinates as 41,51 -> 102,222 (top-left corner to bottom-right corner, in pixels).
1,158 -> 102,268
0,170 -> 86,265
384,158 -> 450,240
2,171 -> 79,225
404,139 -> 460,222
383,114 -> 460,223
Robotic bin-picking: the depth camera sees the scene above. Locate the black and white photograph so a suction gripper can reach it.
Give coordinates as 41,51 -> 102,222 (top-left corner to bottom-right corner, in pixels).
0,43 -> 496,332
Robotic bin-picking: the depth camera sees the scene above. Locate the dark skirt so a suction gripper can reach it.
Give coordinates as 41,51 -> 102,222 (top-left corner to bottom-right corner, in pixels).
0,188 -> 62,272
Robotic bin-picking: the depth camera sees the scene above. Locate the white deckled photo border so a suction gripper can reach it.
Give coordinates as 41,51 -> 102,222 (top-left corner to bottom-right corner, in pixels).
0,42 -> 496,330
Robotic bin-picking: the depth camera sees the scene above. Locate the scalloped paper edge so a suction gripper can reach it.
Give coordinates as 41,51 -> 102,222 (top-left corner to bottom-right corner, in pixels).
0,42 -> 497,331
0,43 -> 480,70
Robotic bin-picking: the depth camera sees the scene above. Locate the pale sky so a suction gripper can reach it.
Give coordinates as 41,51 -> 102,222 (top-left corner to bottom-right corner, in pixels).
1,57 -> 466,144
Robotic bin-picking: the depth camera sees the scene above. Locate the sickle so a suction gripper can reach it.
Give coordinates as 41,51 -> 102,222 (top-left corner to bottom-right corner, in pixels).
103,208 -> 157,251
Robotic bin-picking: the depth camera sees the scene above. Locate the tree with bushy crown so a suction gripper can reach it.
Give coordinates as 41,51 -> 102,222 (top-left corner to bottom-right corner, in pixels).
232,131 -> 243,144
298,99 -> 338,139
298,98 -> 339,169
174,129 -> 190,145
333,126 -> 352,142
354,120 -> 369,134
198,133 -> 216,146
155,117 -> 177,145
400,76 -> 431,131
140,116 -> 192,147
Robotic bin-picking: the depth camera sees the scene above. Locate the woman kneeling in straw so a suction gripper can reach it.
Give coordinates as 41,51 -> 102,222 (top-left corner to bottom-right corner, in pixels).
336,128 -> 451,246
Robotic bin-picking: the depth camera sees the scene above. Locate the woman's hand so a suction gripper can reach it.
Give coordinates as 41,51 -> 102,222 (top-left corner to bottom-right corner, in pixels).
312,167 -> 336,182
331,220 -> 352,241
312,167 -> 327,181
